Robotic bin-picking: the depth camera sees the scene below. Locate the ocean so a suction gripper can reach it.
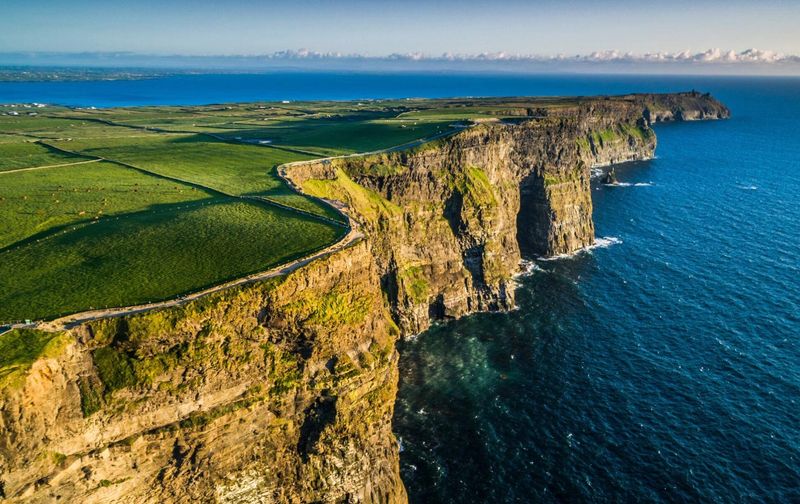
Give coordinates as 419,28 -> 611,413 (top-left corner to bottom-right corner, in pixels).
3,73 -> 798,502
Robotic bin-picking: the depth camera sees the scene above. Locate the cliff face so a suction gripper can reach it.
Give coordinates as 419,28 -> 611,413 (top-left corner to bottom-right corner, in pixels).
634,91 -> 731,123
291,93 -> 728,335
0,242 -> 406,503
0,93 -> 728,503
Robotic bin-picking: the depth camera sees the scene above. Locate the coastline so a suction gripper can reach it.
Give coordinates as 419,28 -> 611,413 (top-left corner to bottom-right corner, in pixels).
0,92 -> 729,503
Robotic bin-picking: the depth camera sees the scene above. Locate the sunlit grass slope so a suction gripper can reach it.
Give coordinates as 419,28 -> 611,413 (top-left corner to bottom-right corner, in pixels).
0,161 -> 213,249
0,200 -> 342,322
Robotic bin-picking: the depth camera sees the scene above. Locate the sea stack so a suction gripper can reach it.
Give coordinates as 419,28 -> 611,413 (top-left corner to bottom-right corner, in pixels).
602,167 -> 619,185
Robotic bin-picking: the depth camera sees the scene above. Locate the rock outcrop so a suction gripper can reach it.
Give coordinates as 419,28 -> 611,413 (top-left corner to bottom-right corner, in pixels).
0,92 -> 728,503
601,168 -> 619,185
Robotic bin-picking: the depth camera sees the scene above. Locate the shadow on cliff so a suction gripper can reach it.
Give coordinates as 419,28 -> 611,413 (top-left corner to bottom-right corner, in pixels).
298,396 -> 338,462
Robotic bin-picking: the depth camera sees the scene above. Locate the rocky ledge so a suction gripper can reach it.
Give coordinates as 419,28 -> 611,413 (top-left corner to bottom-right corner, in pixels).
0,92 -> 728,503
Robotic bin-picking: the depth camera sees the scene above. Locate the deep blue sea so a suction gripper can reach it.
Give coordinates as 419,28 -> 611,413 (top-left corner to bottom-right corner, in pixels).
3,73 -> 798,502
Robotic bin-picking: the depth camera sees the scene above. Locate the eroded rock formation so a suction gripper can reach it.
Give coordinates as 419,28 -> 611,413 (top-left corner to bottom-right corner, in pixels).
0,92 -> 728,503
290,92 -> 727,335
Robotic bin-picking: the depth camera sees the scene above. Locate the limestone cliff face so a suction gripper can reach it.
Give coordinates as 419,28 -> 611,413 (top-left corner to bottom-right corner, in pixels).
290,93 -> 728,335
0,242 -> 406,503
0,93 -> 727,503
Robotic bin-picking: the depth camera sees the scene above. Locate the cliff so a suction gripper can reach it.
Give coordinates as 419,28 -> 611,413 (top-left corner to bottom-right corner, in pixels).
289,92 -> 728,335
0,92 -> 728,503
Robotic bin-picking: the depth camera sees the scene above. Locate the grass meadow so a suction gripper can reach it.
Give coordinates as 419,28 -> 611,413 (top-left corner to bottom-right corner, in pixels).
0,141 -> 91,171
52,135 -> 343,220
0,200 -> 342,322
0,160 -> 214,249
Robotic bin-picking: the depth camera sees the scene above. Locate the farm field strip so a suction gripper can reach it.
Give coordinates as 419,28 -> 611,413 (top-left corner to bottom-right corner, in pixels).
0,160 -> 217,250
43,136 -> 344,222
0,140 -> 94,171
0,199 -> 345,323
35,223 -> 364,332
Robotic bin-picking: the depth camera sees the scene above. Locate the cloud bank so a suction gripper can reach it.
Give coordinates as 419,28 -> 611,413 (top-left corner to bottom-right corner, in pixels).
266,48 -> 800,64
2,48 -> 800,75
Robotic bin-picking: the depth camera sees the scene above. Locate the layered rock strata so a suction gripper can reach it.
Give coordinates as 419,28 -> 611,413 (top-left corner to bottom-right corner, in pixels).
0,92 -> 728,503
289,92 -> 728,334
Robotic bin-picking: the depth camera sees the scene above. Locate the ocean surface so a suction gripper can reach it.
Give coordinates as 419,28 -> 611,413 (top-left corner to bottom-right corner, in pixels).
3,73 -> 799,502
393,78 -> 800,502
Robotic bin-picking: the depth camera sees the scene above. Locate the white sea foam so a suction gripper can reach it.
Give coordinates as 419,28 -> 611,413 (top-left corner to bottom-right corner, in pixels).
593,236 -> 623,248
516,259 -> 545,277
736,184 -> 758,190
539,236 -> 622,261
603,182 -> 654,187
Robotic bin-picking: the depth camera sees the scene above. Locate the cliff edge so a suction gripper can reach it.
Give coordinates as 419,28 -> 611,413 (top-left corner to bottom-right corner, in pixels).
0,92 -> 728,503
288,92 -> 728,335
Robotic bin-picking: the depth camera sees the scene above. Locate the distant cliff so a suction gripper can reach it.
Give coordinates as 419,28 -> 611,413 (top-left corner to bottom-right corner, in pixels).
0,93 -> 728,503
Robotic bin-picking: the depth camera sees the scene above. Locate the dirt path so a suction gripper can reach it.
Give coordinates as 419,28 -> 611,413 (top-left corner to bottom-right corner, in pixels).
0,158 -> 101,175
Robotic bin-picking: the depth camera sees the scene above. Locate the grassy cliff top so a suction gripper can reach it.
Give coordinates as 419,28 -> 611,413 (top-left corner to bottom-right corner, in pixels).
0,93 -> 726,323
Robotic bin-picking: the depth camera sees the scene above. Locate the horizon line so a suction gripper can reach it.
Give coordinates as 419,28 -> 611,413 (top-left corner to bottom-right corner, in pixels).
3,48 -> 800,77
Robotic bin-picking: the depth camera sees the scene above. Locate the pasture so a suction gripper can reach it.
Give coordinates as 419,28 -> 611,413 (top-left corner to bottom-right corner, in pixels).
0,160 -> 214,249
0,200 -> 342,322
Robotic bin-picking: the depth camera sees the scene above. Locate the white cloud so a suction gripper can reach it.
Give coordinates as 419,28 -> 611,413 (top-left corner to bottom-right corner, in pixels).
262,47 -> 800,65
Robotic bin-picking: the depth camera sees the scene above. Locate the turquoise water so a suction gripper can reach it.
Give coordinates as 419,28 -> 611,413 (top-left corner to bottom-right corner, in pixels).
3,73 -> 799,501
394,78 -> 800,502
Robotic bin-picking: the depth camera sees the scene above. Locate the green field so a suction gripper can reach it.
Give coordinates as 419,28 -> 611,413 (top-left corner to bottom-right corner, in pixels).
0,160 -> 213,249
0,107 -> 355,322
0,141 -> 92,171
0,200 -> 342,321
52,135 -> 301,195
212,117 -> 453,156
47,135 -> 346,219
1,96 -> 579,323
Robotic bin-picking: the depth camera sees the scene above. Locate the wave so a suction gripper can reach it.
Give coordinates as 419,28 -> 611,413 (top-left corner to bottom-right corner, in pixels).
593,236 -> 623,248
603,182 -> 654,187
736,184 -> 758,190
539,236 -> 622,261
516,259 -> 545,277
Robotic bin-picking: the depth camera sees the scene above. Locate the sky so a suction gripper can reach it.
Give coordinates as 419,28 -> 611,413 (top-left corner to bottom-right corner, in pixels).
2,0 -> 800,73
